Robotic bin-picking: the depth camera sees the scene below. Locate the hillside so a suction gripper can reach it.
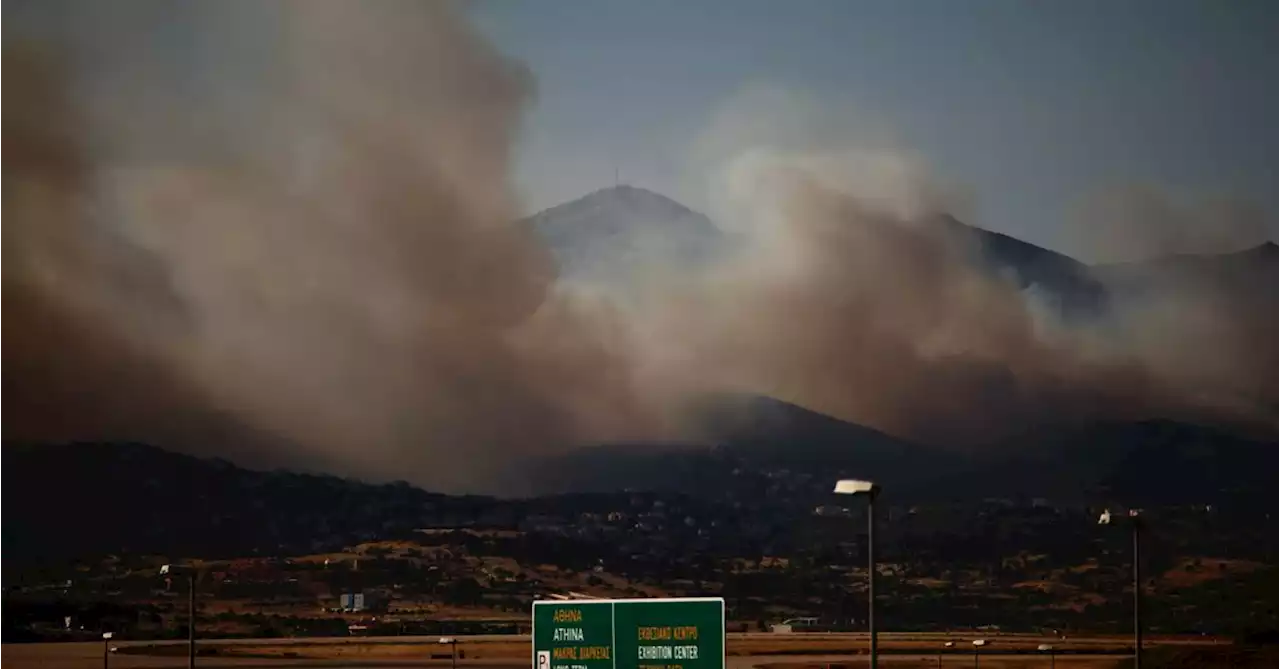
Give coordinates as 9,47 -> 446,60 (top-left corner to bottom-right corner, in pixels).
518,396 -> 964,498
9,410 -> 1274,569
527,410 -> 1276,510
1091,241 -> 1278,299
8,190 -> 1273,567
932,214 -> 1110,322
1089,242 -> 1278,419
1,442 -> 492,571
5,438 -> 1275,643
944,419 -> 1279,508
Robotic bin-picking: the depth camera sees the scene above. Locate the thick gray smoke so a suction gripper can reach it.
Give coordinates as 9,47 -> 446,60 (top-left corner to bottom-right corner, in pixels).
1069,184 -> 1273,263
6,3 -> 1272,493
631,87 -> 1273,443
5,0 -> 665,490
635,143 -> 1155,442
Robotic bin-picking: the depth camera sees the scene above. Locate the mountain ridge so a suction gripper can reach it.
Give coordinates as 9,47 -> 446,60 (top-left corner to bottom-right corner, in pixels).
7,413 -> 1275,565
524,185 -> 1274,302
6,189 -> 1273,563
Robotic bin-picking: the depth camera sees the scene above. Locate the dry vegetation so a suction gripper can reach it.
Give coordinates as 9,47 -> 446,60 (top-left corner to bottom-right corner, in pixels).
1159,558 -> 1268,589
1,631 -> 1246,669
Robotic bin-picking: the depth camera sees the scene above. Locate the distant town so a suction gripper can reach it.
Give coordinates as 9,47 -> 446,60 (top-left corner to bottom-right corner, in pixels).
4,444 -> 1273,645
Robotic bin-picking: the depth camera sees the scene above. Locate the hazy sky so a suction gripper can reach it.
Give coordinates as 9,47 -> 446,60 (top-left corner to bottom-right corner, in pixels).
471,0 -> 1276,259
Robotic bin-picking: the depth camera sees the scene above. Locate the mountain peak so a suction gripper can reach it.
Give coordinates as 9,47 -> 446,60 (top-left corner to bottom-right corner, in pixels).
524,185 -> 722,283
527,185 -> 702,226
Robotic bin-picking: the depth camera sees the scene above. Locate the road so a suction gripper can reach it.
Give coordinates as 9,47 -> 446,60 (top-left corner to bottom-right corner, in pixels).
2,632 -> 1225,669
94,631 -> 1225,647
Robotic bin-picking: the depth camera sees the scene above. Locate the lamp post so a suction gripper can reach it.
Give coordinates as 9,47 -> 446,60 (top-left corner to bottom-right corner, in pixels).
938,640 -> 953,667
439,636 -> 458,669
1098,509 -> 1143,669
833,479 -> 880,669
0,585 -> 8,654
971,639 -> 986,669
102,632 -> 113,669
1037,644 -> 1055,669
160,564 -> 196,669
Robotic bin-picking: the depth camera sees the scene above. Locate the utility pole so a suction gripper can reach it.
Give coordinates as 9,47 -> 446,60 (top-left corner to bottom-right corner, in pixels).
1132,518 -> 1142,669
1098,509 -> 1143,669
971,640 -> 987,668
833,480 -> 880,669
867,490 -> 877,669
440,637 -> 459,669
0,583 -> 7,652
188,572 -> 196,669
160,565 -> 196,669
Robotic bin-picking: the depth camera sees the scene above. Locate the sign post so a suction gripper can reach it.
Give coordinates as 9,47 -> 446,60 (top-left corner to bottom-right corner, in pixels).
533,598 -> 725,669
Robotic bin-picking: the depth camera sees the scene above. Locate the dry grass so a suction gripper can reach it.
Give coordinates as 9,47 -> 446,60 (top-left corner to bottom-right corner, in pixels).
759,659 -> 1124,668
1159,557 -> 1267,588
4,634 -> 1238,669
132,632 -> 1217,660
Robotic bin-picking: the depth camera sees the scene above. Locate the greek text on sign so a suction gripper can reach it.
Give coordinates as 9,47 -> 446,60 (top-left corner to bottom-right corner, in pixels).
532,597 -> 725,669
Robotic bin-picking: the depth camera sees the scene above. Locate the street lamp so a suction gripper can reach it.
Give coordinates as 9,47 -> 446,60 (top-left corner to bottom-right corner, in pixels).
439,636 -> 459,669
1098,508 -> 1143,669
102,632 -> 113,669
938,640 -> 954,667
833,479 -> 880,669
0,588 -> 8,652
971,639 -> 987,669
160,564 -> 196,669
1037,643 -> 1055,669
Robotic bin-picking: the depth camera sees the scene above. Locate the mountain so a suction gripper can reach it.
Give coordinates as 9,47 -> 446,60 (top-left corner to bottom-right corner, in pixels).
523,185 -> 726,287
7,412 -> 1275,567
8,192 -> 1271,564
516,395 -> 1276,507
931,214 -> 1111,322
517,396 -> 962,497
524,187 -> 1110,322
950,419 -> 1278,506
0,442 -> 492,571
1091,241 -> 1278,306
1089,242 -> 1278,419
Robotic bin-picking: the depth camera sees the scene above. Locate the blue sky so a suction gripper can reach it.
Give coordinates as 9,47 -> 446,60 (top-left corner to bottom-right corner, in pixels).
470,0 -> 1276,259
9,0 -> 1274,260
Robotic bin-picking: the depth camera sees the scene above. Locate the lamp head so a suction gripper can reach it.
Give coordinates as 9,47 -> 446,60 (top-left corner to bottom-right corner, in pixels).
833,479 -> 878,495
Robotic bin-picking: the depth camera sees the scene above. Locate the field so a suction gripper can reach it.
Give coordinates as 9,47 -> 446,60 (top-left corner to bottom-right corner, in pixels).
3,632 -> 1255,669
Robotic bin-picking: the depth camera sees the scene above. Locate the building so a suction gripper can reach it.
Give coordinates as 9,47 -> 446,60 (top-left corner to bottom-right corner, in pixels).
338,591 -> 386,613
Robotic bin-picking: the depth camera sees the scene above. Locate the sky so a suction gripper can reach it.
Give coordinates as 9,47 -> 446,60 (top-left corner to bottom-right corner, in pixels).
470,0 -> 1277,260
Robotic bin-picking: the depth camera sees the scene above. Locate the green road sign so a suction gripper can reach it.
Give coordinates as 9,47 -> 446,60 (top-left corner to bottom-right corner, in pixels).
533,598 -> 725,669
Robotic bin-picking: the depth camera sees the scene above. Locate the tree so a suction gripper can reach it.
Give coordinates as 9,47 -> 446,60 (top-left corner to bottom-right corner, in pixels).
445,578 -> 484,606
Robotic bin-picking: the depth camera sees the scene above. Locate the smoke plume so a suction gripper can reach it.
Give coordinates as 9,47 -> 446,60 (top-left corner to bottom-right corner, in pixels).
5,3 -> 1273,493
622,87 -> 1271,444
1069,184 -> 1274,263
4,0 -> 663,490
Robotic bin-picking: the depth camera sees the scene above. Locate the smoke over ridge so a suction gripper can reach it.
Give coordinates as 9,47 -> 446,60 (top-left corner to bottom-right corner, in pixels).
5,1 -> 1273,492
